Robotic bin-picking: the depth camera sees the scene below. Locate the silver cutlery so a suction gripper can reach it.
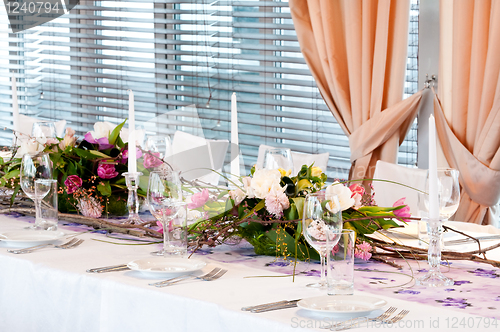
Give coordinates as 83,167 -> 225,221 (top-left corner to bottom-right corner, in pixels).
86,264 -> 130,273
242,299 -> 301,312
331,308 -> 409,331
327,307 -> 397,330
444,235 -> 500,246
7,238 -> 84,254
151,267 -> 227,287
250,300 -> 299,313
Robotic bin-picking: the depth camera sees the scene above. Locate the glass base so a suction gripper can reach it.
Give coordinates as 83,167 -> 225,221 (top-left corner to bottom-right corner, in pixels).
121,214 -> 144,225
306,281 -> 327,289
416,271 -> 454,287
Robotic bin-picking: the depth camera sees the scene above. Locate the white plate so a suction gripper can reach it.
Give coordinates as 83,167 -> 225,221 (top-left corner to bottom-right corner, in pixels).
0,230 -> 66,247
297,295 -> 387,316
127,257 -> 206,278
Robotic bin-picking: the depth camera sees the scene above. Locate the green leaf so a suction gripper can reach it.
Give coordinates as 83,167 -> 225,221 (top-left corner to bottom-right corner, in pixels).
97,181 -> 112,196
10,185 -> 21,206
74,148 -> 110,160
109,119 -> 126,145
4,169 -> 19,180
291,197 -> 304,221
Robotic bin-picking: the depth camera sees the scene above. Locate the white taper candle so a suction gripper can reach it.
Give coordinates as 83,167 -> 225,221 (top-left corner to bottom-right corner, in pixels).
128,90 -> 137,173
12,75 -> 19,132
428,114 -> 439,219
230,92 -> 240,182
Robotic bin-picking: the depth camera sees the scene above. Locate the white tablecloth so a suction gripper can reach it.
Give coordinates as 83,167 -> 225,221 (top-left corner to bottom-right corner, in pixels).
1,215 -> 499,332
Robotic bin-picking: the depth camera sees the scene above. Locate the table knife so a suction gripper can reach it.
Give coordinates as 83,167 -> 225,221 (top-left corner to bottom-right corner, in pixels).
444,235 -> 500,246
250,301 -> 299,313
242,299 -> 301,311
87,264 -> 129,273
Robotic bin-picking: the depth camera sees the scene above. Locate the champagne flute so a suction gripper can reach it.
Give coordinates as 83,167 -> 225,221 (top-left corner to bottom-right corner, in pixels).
20,153 -> 53,229
147,170 -> 184,256
302,191 -> 343,288
263,147 -> 293,175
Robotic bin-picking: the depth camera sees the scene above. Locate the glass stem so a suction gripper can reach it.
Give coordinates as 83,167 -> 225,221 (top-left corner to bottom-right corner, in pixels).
163,216 -> 171,254
427,219 -> 442,273
320,252 -> 326,285
34,198 -> 42,224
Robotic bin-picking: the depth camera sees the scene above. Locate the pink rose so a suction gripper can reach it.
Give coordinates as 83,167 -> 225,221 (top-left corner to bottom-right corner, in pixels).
64,175 -> 83,194
393,197 -> 411,222
349,183 -> 365,208
97,163 -> 118,179
143,152 -> 163,168
188,189 -> 210,209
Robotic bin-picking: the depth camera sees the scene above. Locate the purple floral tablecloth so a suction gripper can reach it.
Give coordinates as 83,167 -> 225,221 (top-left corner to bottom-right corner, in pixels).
9,213 -> 500,320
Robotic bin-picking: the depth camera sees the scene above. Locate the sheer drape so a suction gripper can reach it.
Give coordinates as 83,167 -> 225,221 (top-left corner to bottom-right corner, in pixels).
289,0 -> 423,180
434,0 -> 500,225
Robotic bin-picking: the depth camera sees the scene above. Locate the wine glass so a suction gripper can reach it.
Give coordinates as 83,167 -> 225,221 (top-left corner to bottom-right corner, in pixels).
263,147 -> 294,175
20,153 -> 53,229
145,135 -> 172,170
147,170 -> 184,256
302,191 -> 343,288
31,122 -> 57,139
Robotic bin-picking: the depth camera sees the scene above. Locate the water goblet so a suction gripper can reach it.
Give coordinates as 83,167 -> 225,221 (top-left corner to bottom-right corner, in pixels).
147,170 -> 184,256
20,152 -> 53,229
302,191 -> 343,288
31,122 -> 57,139
144,135 -> 172,170
263,147 -> 293,175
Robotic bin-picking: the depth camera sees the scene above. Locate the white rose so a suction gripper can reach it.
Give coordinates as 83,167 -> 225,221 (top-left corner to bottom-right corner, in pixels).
90,121 -> 115,139
229,188 -> 246,205
16,137 -> 44,157
325,181 -> 355,212
250,169 -> 281,199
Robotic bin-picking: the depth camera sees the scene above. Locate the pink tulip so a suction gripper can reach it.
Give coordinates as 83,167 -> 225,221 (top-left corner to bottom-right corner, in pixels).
393,197 -> 411,222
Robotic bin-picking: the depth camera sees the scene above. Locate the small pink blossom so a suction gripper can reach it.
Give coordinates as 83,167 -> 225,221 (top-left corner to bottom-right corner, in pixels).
120,148 -> 143,164
188,189 -> 210,209
97,163 -> 119,179
354,241 -> 372,261
77,196 -> 102,218
393,197 -> 411,222
264,184 -> 290,218
64,175 -> 83,194
143,152 -> 163,168
349,183 -> 365,208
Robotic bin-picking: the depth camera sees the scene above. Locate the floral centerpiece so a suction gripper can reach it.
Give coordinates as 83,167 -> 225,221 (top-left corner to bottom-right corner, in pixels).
187,164 -> 410,262
1,121 -> 153,218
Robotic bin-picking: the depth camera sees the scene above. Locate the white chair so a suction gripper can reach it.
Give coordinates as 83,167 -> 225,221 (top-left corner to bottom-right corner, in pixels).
169,131 -> 228,185
17,114 -> 66,137
291,151 -> 329,175
256,144 -> 329,175
372,160 -> 427,216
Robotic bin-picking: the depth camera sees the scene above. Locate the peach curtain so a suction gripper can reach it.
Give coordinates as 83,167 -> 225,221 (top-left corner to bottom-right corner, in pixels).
289,0 -> 423,180
434,0 -> 500,225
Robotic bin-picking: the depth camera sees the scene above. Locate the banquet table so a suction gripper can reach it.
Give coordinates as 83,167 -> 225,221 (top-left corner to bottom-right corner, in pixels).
1,213 -> 500,332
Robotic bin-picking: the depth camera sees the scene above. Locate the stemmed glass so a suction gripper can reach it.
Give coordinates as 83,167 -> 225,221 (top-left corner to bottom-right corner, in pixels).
31,122 -> 57,139
418,168 -> 460,244
263,147 -> 293,175
20,153 -> 53,229
302,191 -> 343,288
416,168 -> 459,287
145,135 -> 172,170
147,170 -> 184,256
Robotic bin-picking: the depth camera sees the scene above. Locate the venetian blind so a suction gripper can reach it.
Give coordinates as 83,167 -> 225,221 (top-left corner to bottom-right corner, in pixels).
0,0 -> 419,180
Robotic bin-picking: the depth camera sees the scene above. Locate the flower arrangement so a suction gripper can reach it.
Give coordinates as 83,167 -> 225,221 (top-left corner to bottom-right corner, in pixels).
1,120 -> 155,218
187,164 -> 410,262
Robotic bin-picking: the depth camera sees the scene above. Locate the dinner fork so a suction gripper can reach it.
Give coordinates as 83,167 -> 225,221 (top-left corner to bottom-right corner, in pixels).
384,309 -> 409,324
8,238 -> 84,254
327,307 -> 397,330
157,268 -> 228,287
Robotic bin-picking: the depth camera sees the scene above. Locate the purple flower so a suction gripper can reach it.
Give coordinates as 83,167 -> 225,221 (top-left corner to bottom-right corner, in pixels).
469,268 -> 499,278
304,269 -> 321,277
436,298 -> 471,309
120,148 -> 143,163
143,152 -> 163,168
453,280 -> 471,286
97,163 -> 119,179
266,261 -> 290,267
396,290 -> 421,295
84,132 -> 113,150
64,175 -> 83,194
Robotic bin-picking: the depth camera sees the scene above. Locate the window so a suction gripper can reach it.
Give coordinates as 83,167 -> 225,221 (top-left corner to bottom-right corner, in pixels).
1,0 -> 419,180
